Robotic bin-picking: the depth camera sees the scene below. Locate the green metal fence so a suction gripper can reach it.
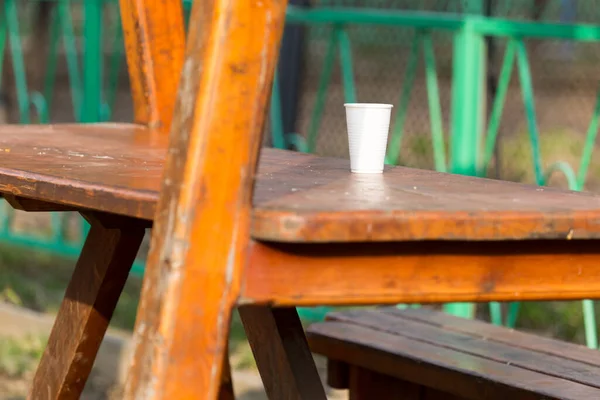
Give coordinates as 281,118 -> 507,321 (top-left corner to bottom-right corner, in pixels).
1,0 -> 600,343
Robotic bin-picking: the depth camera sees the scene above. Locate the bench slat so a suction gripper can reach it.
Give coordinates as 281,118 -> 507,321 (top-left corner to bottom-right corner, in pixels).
308,321 -> 600,400
384,307 -> 600,366
325,309 -> 600,389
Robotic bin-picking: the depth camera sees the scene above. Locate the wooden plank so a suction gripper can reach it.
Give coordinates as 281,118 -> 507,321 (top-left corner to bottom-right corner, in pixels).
243,240 -> 600,305
307,322 -> 600,400
119,0 -> 186,132
328,309 -> 600,389
239,306 -> 326,399
28,214 -> 145,399
0,123 -> 162,220
122,0 -> 288,398
252,150 -> 600,242
4,126 -> 600,242
384,308 -> 600,367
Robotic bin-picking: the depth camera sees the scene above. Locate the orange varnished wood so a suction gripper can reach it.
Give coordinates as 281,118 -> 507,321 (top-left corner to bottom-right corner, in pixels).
242,240 -> 600,305
123,0 -> 288,398
119,0 -> 186,132
3,126 -> 600,242
28,214 -> 145,400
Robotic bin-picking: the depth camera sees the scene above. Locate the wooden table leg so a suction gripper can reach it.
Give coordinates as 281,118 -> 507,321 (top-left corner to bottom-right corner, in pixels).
239,306 -> 327,400
219,347 -> 235,400
28,213 -> 146,400
349,366 -> 421,400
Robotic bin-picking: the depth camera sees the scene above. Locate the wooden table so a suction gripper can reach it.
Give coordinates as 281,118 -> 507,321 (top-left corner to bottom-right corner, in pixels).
3,123 -> 600,399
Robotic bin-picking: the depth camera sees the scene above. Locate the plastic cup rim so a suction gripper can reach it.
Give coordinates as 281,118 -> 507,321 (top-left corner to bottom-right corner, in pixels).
344,103 -> 393,109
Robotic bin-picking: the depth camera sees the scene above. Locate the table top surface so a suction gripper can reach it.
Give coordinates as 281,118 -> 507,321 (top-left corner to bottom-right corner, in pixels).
2,123 -> 600,242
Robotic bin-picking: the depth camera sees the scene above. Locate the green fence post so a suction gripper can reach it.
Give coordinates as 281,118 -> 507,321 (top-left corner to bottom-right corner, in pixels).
270,71 -> 287,149
307,26 -> 338,153
5,0 -> 31,123
444,15 -> 485,320
422,32 -> 447,173
78,1 -> 105,243
104,10 -> 124,120
0,1 -> 6,88
337,26 -> 356,104
83,0 -> 103,123
43,5 -> 61,113
482,39 -> 516,174
385,32 -> 420,165
58,1 -> 83,121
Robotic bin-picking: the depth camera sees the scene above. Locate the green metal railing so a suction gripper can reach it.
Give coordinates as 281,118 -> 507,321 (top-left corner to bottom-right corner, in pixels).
1,1 -> 600,342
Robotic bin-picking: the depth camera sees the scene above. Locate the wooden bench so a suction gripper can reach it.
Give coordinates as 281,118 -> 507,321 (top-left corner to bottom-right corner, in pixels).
307,307 -> 600,400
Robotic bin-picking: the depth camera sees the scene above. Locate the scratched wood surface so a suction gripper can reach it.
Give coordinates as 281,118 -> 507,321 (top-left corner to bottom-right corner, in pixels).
0,123 -> 164,218
3,124 -> 600,242
307,308 -> 600,400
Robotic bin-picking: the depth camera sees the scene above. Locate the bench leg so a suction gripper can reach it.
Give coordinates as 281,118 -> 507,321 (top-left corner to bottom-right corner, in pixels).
349,366 -> 419,400
28,215 -> 145,400
239,305 -> 327,400
348,366 -> 467,400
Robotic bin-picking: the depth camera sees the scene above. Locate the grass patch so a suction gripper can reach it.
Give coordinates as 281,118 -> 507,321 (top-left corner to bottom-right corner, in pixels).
477,301 -> 598,345
500,128 -> 600,189
517,301 -> 592,345
0,243 -> 141,331
0,335 -> 46,379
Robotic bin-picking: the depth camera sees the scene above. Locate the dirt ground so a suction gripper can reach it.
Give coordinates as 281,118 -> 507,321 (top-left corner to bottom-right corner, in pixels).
0,358 -> 347,400
0,302 -> 348,400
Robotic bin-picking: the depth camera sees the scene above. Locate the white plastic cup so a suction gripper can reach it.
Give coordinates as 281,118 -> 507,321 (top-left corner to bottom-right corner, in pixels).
344,103 -> 393,173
